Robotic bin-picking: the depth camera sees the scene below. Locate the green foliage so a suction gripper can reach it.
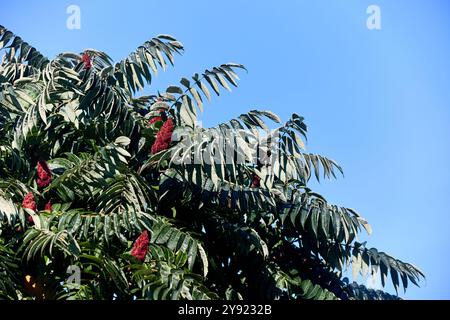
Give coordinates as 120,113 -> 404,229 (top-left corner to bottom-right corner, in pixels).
0,241 -> 20,299
0,25 -> 424,300
0,25 -> 49,68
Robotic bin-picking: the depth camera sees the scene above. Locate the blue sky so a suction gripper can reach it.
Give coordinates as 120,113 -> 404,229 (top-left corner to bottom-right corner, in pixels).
1,0 -> 449,299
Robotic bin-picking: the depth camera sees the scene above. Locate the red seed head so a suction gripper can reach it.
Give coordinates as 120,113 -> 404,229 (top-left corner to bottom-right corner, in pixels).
37,160 -> 52,189
22,192 -> 37,212
149,116 -> 163,125
251,174 -> 261,188
151,118 -> 174,154
81,52 -> 92,69
44,200 -> 52,212
131,230 -> 150,262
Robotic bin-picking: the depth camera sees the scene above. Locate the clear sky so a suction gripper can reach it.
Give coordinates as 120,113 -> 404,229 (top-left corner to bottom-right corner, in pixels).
1,0 -> 449,300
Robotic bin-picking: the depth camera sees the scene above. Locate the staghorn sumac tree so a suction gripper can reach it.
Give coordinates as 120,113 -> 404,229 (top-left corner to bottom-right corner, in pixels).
0,25 -> 423,300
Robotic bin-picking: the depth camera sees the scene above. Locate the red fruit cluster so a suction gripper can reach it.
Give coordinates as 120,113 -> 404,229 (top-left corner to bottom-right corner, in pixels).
251,174 -> 261,188
81,52 -> 92,69
148,108 -> 166,126
44,200 -> 52,212
149,116 -> 162,125
151,118 -> 174,154
22,192 -> 37,223
37,160 -> 52,189
22,192 -> 37,211
131,230 -> 150,262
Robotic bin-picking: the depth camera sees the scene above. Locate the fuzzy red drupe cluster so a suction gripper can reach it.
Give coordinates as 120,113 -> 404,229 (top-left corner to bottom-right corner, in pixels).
22,192 -> 37,212
251,174 -> 261,188
131,230 -> 150,262
44,200 -> 52,212
37,160 -> 52,188
151,118 -> 174,154
81,52 -> 92,69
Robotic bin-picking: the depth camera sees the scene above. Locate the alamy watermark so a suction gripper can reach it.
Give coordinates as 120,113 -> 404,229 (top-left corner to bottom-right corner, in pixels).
66,265 -> 81,286
367,5 -> 381,30
66,5 -> 81,30
65,5 -> 381,32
